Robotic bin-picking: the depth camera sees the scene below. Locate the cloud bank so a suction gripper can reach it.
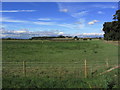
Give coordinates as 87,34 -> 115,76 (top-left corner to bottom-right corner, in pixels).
1,28 -> 104,39
1,28 -> 65,39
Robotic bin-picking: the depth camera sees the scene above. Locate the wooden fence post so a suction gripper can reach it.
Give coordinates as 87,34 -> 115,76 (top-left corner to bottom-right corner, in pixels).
106,59 -> 109,68
23,61 -> 26,76
91,66 -> 93,74
84,59 -> 87,78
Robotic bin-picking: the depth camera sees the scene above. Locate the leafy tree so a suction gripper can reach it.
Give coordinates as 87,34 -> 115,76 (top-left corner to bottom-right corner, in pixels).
103,9 -> 120,41
74,36 -> 78,39
74,36 -> 79,40
57,35 -> 65,38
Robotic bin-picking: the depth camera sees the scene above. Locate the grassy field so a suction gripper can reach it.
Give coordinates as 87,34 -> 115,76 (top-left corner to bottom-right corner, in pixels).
2,40 -> 119,88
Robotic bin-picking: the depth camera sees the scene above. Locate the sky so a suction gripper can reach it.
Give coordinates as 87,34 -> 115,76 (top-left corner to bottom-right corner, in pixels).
0,2 -> 118,39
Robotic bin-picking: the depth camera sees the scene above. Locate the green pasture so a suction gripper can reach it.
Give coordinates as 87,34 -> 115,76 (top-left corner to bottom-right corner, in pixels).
2,40 -> 118,63
2,40 -> 119,88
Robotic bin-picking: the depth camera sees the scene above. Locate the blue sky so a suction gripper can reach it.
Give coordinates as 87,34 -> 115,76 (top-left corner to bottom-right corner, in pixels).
1,2 -> 118,38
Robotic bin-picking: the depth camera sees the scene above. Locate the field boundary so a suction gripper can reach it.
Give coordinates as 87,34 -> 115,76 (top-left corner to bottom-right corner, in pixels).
3,60 -> 119,78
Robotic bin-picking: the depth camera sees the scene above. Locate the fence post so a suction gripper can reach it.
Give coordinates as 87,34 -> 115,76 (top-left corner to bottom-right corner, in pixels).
84,59 -> 87,78
91,66 -> 93,74
23,61 -> 26,76
106,59 -> 109,68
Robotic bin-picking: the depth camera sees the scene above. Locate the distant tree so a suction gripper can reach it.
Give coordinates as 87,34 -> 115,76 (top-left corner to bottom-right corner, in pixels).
83,38 -> 87,40
74,36 -> 79,40
6,38 -> 12,40
103,9 -> 120,41
98,37 -> 102,40
66,36 -> 72,38
74,36 -> 78,38
57,35 -> 65,38
89,38 -> 92,40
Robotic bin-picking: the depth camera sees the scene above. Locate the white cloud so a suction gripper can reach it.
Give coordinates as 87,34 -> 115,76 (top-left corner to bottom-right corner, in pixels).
1,17 -> 57,26
57,2 -> 117,20
93,20 -> 99,23
57,3 -> 68,13
56,18 -> 86,30
98,11 -> 104,14
1,17 -> 55,26
88,20 -> 99,25
58,32 -> 64,35
1,28 -> 66,38
88,22 -> 94,25
58,22 -> 85,30
1,28 -> 28,34
60,9 -> 68,12
72,11 -> 88,17
1,16 -> 84,30
34,21 -> 84,30
1,28 -> 104,39
57,2 -> 87,29
57,2 -> 90,18
37,18 -> 61,21
82,33 -> 104,36
58,3 -> 88,17
73,32 -> 104,37
0,10 -> 36,12
33,21 -> 55,25
0,17 -> 28,23
13,30 -> 27,33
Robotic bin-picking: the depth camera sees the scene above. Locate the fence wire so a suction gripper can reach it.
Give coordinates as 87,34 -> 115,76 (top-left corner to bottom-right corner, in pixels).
2,61 -> 118,78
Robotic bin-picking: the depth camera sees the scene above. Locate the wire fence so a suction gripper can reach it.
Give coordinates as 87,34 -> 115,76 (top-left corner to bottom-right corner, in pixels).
2,60 -> 119,78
